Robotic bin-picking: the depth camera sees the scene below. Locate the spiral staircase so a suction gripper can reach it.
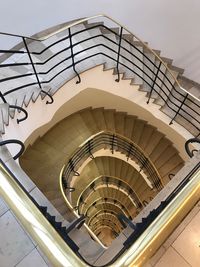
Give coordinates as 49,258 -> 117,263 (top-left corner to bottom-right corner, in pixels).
0,14 -> 200,267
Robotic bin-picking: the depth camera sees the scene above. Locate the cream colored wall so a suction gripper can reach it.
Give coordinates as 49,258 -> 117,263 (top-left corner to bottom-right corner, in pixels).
3,65 -> 193,161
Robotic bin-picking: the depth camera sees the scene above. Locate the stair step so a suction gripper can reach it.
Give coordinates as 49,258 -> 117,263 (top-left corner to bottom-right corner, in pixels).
92,108 -> 107,131
131,119 -> 147,145
114,112 -> 126,136
103,109 -> 116,132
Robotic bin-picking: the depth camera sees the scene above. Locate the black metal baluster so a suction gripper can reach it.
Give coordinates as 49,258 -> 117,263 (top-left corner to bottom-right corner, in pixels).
9,105 -> 28,124
127,143 -> 133,161
0,91 -> 7,103
147,61 -> 162,104
105,176 -> 109,187
22,37 -> 53,104
0,139 -> 25,160
69,158 -> 80,176
87,139 -> 94,159
0,92 -> 28,125
168,173 -> 175,180
185,137 -> 200,158
117,180 -> 122,190
62,176 -> 75,192
110,134 -> 116,154
68,28 -> 81,84
115,27 -> 123,82
139,157 -> 148,172
169,93 -> 188,125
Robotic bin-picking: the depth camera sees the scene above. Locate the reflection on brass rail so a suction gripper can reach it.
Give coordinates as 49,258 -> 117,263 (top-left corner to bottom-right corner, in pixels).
1,159 -> 200,266
0,161 -> 86,267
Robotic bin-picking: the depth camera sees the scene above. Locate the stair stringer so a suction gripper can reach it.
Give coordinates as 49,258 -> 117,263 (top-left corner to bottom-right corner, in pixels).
2,65 -> 194,162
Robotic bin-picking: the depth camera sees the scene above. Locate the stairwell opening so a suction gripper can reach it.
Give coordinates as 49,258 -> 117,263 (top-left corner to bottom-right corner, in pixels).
19,107 -> 185,246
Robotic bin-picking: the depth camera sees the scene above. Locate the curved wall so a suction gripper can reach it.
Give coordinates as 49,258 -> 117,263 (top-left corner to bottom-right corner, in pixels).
3,65 -> 192,161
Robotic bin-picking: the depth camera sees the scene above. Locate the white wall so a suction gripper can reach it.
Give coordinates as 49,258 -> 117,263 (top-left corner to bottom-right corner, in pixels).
1,0 -> 200,83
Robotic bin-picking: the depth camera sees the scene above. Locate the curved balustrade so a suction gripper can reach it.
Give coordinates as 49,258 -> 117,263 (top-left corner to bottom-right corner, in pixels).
83,197 -> 132,219
1,14 -> 200,267
88,210 -> 121,226
0,15 -> 199,136
1,157 -> 200,267
77,175 -> 143,211
60,132 -> 162,205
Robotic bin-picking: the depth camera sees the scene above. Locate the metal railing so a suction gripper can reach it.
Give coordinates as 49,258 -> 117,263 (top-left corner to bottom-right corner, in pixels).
0,15 -> 199,136
61,132 -> 163,205
1,156 -> 200,267
1,14 -> 200,266
185,137 -> 200,158
0,139 -> 25,160
77,175 -> 143,216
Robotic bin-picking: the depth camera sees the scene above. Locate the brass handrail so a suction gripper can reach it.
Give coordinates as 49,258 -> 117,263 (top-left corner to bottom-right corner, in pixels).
0,160 -> 86,267
113,168 -> 200,267
0,14 -> 199,102
1,157 -> 200,266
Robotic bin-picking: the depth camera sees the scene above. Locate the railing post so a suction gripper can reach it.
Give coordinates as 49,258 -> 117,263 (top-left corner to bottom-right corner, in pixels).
68,158 -> 80,176
168,173 -> 175,180
87,140 -> 94,159
115,27 -> 123,82
68,28 -> 81,84
147,61 -> 162,104
127,143 -> 133,161
62,176 -> 75,192
117,214 -> 136,230
110,134 -> 116,154
22,37 -> 53,104
9,105 -> 28,124
0,139 -> 25,160
169,93 -> 188,125
139,157 -> 148,172
0,91 -> 7,103
185,137 -> 200,158
65,215 -> 86,234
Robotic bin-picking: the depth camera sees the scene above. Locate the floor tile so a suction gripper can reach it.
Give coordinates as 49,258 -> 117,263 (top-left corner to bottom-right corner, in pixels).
0,211 -> 34,267
172,210 -> 200,267
16,248 -> 48,267
155,247 -> 190,267
0,196 -> 9,217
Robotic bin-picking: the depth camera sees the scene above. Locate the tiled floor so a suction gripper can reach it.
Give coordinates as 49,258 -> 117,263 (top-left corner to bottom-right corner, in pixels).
0,197 -> 9,217
1,194 -> 200,267
172,210 -> 200,267
16,249 -> 48,267
146,200 -> 200,267
0,210 -> 35,267
0,197 -> 51,267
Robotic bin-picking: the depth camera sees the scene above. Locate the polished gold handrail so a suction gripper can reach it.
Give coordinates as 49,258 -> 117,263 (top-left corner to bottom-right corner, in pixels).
1,157 -> 200,267
113,168 -> 200,267
0,161 -> 86,267
0,14 -> 199,102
